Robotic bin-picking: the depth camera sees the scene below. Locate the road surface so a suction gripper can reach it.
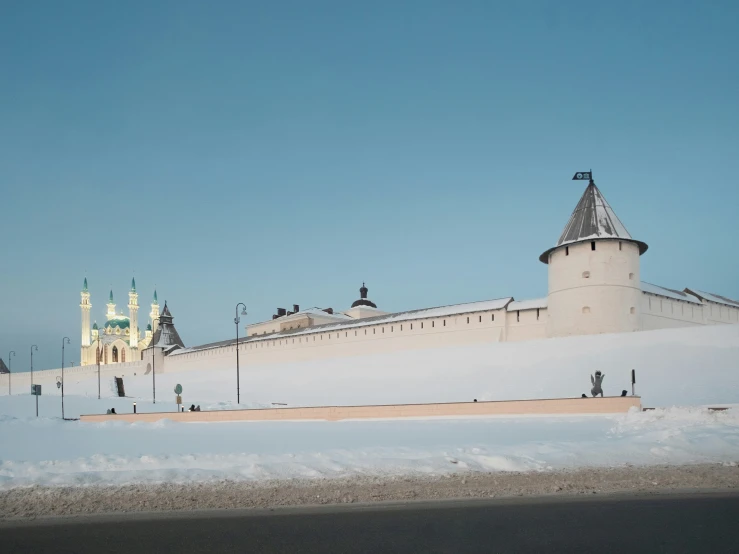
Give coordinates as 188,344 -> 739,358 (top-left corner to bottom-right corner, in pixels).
2,491 -> 738,553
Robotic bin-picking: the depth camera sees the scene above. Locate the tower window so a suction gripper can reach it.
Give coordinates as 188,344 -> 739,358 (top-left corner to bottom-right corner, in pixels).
432,321 -> 435,328
391,326 -> 393,332
591,242 -> 596,251
467,317 -> 469,324
516,310 -> 520,322
536,308 -> 540,320
582,271 -> 590,278
565,247 -> 569,256
410,323 -> 413,330
619,242 -> 622,251
582,306 -> 591,314
629,273 -> 634,280
421,322 -> 424,329
492,314 -> 495,321
443,320 -> 446,326
479,316 -> 482,322
630,307 -> 636,314
400,325 -> 403,331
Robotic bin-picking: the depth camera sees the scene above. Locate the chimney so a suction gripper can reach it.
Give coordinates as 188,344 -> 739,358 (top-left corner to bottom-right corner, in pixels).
323,307 -> 334,315
293,304 -> 300,313
277,308 -> 287,317
272,315 -> 278,320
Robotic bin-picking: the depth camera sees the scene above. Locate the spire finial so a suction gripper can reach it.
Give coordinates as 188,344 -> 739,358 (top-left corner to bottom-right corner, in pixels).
82,277 -> 88,292
109,289 -> 114,303
131,277 -> 136,292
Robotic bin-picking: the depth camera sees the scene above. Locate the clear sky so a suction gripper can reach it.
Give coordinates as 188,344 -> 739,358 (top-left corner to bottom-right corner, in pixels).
1,0 -> 738,371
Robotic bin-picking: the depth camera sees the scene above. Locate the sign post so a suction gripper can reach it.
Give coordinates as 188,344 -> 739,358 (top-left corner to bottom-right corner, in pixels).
31,384 -> 41,417
174,384 -> 183,411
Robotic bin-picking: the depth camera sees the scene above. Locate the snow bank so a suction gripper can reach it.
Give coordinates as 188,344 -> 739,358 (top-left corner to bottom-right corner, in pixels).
0,407 -> 737,489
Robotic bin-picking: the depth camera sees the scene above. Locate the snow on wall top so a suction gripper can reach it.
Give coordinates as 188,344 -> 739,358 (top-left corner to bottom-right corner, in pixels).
172,297 -> 514,355
687,289 -> 739,309
641,282 -> 702,304
507,298 -> 547,311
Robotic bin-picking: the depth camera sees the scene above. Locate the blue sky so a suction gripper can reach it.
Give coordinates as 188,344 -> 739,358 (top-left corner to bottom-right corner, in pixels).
1,0 -> 738,371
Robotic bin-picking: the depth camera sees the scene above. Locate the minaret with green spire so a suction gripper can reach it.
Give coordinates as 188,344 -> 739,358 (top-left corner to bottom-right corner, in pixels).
150,289 -> 160,334
80,277 -> 92,360
128,277 -> 139,349
107,289 -> 116,319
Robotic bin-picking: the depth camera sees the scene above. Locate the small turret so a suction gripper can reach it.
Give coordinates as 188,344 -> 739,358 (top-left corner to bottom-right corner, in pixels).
351,282 -> 377,308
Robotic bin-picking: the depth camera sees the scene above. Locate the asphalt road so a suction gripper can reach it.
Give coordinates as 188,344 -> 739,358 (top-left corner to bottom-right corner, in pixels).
2,492 -> 739,553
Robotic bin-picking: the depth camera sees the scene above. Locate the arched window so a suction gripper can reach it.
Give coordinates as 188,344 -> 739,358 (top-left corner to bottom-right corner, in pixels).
121,348 -> 126,362
104,345 -> 109,364
112,346 -> 118,363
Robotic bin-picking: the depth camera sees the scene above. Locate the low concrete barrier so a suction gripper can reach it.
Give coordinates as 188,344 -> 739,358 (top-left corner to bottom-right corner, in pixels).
80,396 -> 641,423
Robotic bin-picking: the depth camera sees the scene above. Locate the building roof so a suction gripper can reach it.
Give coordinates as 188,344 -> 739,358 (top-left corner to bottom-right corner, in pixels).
641,282 -> 702,305
152,301 -> 185,351
540,181 -> 648,263
172,297 -> 514,356
684,289 -> 739,309
507,298 -> 548,311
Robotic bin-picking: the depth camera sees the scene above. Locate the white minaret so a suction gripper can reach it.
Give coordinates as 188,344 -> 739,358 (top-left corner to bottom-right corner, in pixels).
150,290 -> 160,333
128,277 -> 139,349
540,176 -> 647,338
80,278 -> 91,364
106,289 -> 116,320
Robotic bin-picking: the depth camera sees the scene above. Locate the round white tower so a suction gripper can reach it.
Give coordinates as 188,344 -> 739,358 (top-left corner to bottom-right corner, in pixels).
540,179 -> 648,338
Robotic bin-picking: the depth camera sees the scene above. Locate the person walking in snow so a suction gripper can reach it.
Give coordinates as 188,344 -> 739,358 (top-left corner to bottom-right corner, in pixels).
591,371 -> 605,397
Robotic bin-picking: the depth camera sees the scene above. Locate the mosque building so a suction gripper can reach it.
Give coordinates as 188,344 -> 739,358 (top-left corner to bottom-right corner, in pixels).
79,278 -> 159,366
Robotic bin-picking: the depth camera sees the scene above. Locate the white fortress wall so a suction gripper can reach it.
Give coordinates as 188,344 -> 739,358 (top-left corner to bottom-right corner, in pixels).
0,359 -> 147,394
166,307 -> 514,374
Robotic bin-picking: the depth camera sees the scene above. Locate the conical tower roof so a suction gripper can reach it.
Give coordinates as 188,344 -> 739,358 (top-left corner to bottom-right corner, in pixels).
540,181 -> 647,263
82,277 -> 88,292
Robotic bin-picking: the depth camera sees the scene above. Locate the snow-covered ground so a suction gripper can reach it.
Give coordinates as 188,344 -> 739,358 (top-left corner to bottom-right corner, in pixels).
1,324 -> 737,490
0,407 -> 738,490
5,324 -> 738,420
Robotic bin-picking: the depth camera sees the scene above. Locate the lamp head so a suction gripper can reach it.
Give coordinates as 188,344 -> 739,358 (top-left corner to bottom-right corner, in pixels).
241,307 -> 247,316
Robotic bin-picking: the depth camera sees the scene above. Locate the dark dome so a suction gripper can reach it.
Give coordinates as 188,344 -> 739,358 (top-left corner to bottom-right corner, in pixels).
351,282 -> 377,308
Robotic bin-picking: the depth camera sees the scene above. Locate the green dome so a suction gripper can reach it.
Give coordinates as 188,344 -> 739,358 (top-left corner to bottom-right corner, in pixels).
104,315 -> 130,329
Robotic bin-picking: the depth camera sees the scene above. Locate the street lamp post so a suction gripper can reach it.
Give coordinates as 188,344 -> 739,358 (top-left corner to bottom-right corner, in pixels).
30,344 -> 38,416
96,334 -> 102,400
235,303 -> 247,405
7,351 -> 15,395
151,317 -> 160,405
61,337 -> 70,420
